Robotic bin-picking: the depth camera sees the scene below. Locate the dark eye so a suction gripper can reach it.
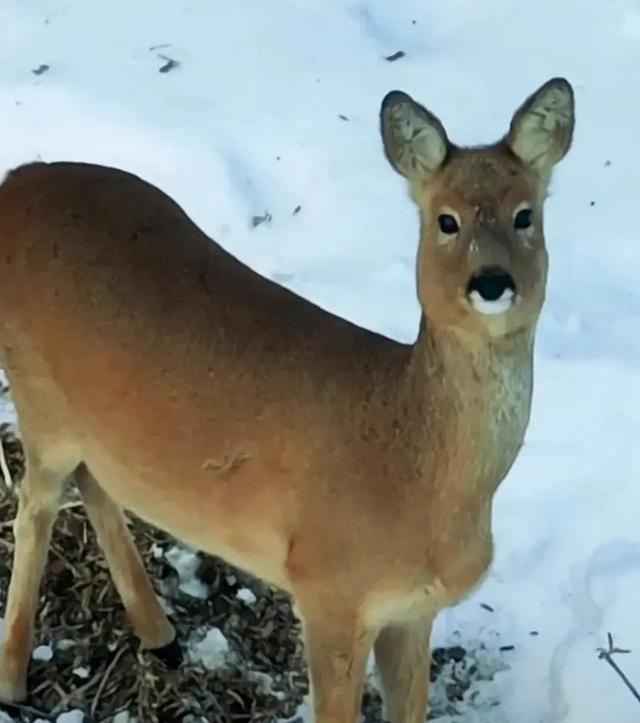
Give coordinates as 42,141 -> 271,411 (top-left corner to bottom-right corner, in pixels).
514,208 -> 533,230
438,214 -> 460,234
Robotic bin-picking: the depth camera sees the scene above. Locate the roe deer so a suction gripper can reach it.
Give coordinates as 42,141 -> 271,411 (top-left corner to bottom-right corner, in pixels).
0,77 -> 574,722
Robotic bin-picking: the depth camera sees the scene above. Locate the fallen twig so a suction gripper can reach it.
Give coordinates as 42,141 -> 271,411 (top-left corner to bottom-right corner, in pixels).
50,672 -> 101,716
251,211 -> 272,228
598,633 -> 640,705
157,54 -> 179,73
91,645 -> 127,717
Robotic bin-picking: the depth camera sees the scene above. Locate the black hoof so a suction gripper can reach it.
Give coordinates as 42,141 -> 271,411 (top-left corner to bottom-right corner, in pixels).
148,636 -> 183,669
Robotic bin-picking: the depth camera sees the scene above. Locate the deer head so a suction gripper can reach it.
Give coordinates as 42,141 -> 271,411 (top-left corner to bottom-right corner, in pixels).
380,78 -> 575,338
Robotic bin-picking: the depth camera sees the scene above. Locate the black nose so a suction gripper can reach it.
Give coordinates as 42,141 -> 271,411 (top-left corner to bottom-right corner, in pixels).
467,267 -> 516,301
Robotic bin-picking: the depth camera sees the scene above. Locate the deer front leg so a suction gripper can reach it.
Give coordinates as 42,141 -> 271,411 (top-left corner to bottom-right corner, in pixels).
300,601 -> 373,723
374,615 -> 433,723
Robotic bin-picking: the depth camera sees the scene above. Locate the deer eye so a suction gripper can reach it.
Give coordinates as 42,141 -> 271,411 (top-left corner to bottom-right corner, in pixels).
514,208 -> 533,230
438,214 -> 460,234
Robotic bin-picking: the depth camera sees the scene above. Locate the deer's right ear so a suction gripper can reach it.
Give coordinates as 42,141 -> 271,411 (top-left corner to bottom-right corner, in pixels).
507,78 -> 575,174
380,91 -> 449,182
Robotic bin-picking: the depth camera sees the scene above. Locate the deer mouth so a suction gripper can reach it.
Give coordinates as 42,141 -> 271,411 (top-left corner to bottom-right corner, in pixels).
466,267 -> 517,315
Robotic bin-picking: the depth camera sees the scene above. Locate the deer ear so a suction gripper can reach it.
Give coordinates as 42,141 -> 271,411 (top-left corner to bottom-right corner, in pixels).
380,91 -> 449,182
507,77 -> 575,174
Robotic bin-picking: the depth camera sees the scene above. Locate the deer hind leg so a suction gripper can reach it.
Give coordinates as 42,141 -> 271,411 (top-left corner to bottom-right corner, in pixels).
373,615 -> 433,723
73,464 -> 178,665
0,452 -> 71,702
297,592 -> 374,723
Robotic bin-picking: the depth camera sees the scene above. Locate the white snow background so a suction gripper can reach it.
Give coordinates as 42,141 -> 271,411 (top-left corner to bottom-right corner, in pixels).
1,0 -> 640,722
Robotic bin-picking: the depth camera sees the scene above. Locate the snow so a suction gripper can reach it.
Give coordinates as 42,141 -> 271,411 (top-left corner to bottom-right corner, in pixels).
0,0 -> 639,722
149,543 -> 164,559
16,713 -> 85,723
56,639 -> 76,651
249,670 -> 284,700
31,645 -> 53,662
0,371 -> 16,428
188,628 -> 230,671
164,545 -> 210,599
112,712 -> 133,723
54,713 -> 84,723
236,587 -> 258,605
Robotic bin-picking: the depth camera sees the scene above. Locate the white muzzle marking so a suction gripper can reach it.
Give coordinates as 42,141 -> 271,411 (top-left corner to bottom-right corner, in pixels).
469,287 -> 515,315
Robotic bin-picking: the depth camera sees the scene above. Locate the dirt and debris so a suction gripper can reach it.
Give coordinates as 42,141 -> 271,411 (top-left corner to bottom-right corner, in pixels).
251,212 -> 272,228
0,426 -> 497,722
157,56 -> 179,74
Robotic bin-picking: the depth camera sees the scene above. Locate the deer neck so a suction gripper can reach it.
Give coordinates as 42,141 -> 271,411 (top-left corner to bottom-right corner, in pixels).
404,315 -> 535,503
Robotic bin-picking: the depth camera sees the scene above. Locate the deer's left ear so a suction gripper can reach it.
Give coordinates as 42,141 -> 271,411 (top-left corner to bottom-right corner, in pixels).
507,78 -> 575,174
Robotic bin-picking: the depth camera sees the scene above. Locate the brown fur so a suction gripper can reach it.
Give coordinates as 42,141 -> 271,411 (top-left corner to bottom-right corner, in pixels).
0,78 -> 574,722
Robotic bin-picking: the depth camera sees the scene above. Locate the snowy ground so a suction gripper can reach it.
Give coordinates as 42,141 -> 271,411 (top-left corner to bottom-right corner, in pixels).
1,0 -> 640,721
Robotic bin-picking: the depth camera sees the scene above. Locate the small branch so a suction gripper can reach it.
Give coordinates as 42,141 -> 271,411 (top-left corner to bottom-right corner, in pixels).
91,645 -> 127,717
49,673 -> 101,716
157,54 -> 179,73
598,633 -> 640,705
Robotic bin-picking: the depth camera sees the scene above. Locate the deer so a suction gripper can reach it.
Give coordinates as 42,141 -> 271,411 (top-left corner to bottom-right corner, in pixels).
0,77 -> 574,722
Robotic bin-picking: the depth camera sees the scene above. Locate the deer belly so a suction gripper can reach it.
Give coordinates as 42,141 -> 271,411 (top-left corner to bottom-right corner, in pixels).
81,446 -> 294,591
